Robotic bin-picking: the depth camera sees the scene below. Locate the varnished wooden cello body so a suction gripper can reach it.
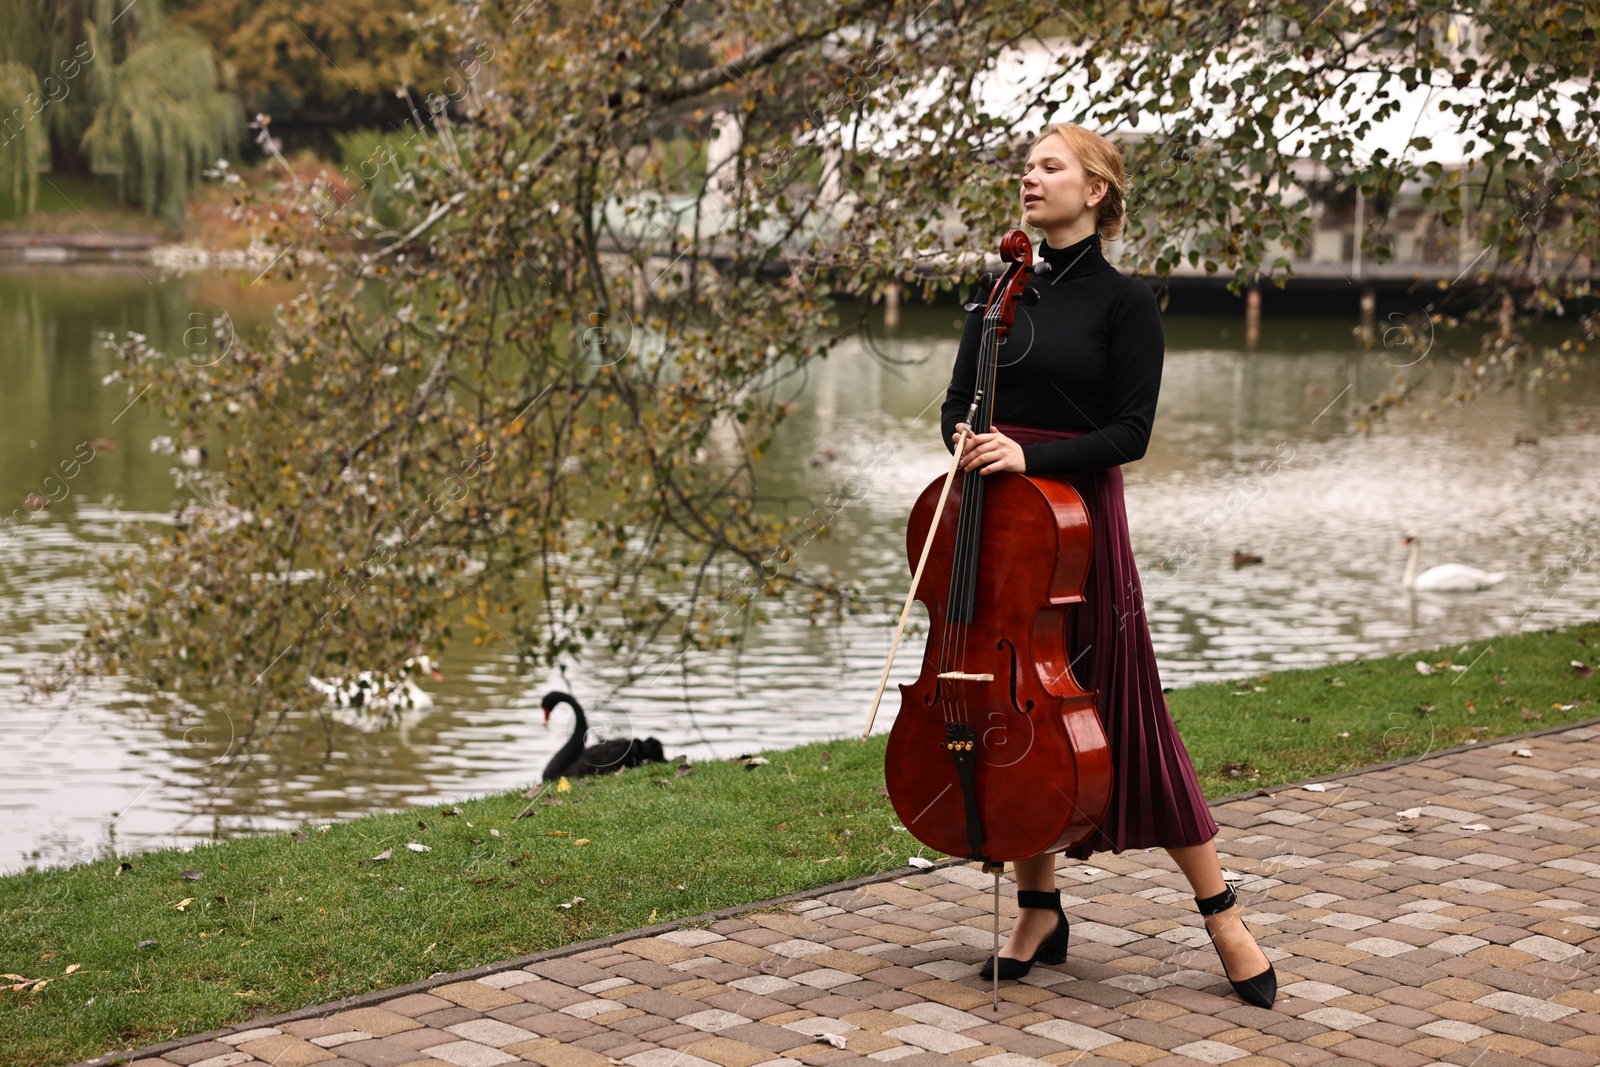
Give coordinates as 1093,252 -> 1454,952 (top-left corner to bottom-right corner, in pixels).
876,230 -> 1113,864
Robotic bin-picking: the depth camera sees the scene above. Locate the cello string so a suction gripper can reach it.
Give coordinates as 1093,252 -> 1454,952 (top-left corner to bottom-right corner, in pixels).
936,309 -> 982,725
938,302 -> 991,726
948,289 -> 1003,728
957,301 -> 1000,726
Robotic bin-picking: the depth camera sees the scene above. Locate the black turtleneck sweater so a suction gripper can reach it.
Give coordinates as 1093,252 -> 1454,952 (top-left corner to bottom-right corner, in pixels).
940,231 -> 1164,476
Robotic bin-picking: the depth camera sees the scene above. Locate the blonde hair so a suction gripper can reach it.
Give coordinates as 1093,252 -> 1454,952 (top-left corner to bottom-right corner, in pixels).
1029,123 -> 1127,243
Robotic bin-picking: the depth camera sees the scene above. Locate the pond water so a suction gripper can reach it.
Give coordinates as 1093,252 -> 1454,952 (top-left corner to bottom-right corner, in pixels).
4,264 -> 1598,873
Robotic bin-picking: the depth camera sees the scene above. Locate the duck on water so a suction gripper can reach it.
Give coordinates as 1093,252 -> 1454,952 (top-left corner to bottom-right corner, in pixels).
308,656 -> 444,731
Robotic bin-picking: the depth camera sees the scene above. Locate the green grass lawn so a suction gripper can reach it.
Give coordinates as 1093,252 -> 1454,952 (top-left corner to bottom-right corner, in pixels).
4,619 -> 1598,1066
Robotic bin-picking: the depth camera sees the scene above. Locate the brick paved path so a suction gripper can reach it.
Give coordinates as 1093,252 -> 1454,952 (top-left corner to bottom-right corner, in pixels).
99,726 -> 1600,1067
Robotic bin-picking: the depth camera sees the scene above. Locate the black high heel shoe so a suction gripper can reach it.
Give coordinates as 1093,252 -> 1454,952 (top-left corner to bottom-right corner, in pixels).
1195,883 -> 1277,1008
979,889 -> 1071,981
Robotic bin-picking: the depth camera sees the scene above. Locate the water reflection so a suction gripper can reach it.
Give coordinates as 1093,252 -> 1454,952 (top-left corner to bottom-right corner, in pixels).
2,266 -> 1595,872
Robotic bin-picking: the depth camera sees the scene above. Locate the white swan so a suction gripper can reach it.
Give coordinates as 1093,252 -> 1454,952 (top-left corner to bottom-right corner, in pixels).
1402,530 -> 1505,592
308,656 -> 443,731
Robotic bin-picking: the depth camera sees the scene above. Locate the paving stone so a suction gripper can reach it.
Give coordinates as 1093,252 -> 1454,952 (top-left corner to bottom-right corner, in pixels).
388,1028 -> 458,1051
334,1038 -> 438,1067
430,982 -> 524,1012
386,994 -> 457,1019
422,1039 -> 520,1065
417,1009 -> 485,1029
165,1043 -> 240,1065
721,1022 -> 825,1053
235,1035 -> 339,1065
444,1019 -> 539,1047
515,1043 -> 614,1067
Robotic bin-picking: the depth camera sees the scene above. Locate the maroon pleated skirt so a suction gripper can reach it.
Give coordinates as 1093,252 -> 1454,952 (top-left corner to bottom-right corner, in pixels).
995,423 -> 1219,859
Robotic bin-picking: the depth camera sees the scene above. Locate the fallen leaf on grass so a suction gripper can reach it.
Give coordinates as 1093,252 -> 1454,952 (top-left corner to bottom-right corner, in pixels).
289,832 -> 307,843
742,757 -> 770,768
522,784 -> 544,800
546,830 -> 568,837
173,898 -> 194,911
907,856 -> 934,869
1572,661 -> 1594,680
648,909 -> 658,922
178,870 -> 203,881
1415,661 -> 1436,675
370,849 -> 393,862
136,940 -> 157,950
1522,709 -> 1544,720
63,964 -> 80,975
1554,703 -> 1579,711
675,764 -> 692,777
405,842 -> 431,852
556,777 -> 571,793
573,839 -> 591,846
558,896 -> 586,909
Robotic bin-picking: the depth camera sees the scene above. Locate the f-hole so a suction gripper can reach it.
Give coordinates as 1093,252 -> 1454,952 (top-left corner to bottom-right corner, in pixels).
997,639 -> 1034,715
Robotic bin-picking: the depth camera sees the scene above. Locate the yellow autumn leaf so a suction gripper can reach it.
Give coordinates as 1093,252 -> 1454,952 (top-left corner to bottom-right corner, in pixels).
63,964 -> 80,975
574,838 -> 590,846
174,898 -> 194,911
546,830 -> 567,837
556,777 -> 571,793
648,909 -> 658,922
28,979 -> 50,995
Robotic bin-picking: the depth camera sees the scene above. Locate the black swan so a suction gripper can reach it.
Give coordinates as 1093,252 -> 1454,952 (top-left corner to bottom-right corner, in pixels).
540,691 -> 666,781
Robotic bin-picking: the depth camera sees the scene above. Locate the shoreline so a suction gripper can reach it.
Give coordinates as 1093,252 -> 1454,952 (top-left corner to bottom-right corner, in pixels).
4,619 -> 1599,1064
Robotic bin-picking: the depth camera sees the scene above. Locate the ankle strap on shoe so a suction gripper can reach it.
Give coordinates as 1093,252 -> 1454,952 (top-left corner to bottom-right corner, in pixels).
1016,889 -> 1062,910
1194,884 -> 1237,916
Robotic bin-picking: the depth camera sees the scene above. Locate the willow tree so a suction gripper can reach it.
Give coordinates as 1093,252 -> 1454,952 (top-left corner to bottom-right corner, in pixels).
0,0 -> 241,219
72,0 -> 1597,742
0,56 -> 44,211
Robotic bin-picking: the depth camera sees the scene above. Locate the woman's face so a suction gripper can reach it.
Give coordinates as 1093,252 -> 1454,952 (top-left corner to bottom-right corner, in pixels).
1021,134 -> 1105,233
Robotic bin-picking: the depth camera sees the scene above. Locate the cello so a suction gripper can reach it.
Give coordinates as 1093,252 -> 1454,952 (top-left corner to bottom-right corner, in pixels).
864,228 -> 1113,871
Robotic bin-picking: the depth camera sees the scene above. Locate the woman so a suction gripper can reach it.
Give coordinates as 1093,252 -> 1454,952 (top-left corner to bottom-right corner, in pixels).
941,123 -> 1276,1009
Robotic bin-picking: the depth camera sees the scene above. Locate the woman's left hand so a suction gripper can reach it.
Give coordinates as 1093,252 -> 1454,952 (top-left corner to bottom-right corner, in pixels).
958,429 -> 1026,475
